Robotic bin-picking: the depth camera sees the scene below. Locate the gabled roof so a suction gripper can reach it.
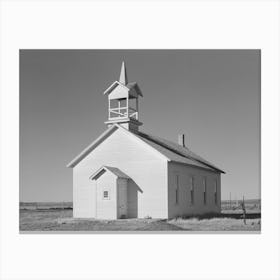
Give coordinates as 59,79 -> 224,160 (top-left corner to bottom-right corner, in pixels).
103,61 -> 142,97
133,131 -> 225,173
103,81 -> 143,97
66,125 -> 118,168
90,165 -> 130,180
104,166 -> 130,178
67,124 -> 225,173
103,80 -> 127,95
126,82 -> 143,96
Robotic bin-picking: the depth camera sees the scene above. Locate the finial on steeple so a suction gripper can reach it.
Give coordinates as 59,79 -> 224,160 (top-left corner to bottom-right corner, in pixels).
119,61 -> 128,85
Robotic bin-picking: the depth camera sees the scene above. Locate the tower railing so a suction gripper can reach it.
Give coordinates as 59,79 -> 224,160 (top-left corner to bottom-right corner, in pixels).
109,107 -> 138,120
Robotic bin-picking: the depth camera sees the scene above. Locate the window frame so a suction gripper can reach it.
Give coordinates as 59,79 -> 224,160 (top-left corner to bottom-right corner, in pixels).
175,174 -> 179,204
190,176 -> 194,205
103,190 -> 110,200
214,179 -> 218,205
203,177 -> 207,205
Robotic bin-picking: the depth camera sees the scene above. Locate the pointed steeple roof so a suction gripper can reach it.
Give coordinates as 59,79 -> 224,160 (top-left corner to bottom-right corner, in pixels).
119,61 -> 128,85
103,61 -> 143,97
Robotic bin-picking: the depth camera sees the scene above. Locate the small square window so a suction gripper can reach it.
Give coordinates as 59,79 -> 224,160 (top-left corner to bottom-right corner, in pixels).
103,190 -> 109,199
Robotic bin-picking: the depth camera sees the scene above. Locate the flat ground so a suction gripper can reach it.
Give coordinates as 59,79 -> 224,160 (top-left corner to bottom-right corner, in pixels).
20,209 -> 261,232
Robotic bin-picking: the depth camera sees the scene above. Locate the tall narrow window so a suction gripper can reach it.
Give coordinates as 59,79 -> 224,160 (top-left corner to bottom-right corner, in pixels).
203,177 -> 207,205
175,175 -> 179,204
190,176 -> 194,205
214,180 -> 218,205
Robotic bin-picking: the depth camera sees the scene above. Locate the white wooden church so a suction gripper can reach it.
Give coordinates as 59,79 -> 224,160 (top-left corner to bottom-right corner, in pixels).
67,62 -> 225,219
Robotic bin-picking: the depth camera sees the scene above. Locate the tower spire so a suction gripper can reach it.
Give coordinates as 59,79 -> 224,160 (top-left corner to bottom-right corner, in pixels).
119,61 -> 128,85
103,62 -> 143,131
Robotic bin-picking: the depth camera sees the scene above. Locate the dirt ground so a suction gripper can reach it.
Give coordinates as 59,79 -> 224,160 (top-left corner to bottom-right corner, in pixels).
20,209 -> 261,232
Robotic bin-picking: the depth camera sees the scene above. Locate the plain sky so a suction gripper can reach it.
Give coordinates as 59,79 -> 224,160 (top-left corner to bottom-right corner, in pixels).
20,50 -> 260,202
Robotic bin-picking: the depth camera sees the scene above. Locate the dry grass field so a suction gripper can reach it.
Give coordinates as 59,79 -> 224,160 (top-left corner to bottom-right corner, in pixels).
20,206 -> 261,232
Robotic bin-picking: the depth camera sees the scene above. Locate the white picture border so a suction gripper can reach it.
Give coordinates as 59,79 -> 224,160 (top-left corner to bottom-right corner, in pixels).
1,1 -> 279,279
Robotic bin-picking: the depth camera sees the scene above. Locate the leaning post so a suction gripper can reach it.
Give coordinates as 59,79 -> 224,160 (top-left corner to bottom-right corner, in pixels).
241,195 -> 246,225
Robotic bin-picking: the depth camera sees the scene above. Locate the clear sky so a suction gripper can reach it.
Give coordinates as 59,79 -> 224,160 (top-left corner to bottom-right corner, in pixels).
20,50 -> 260,202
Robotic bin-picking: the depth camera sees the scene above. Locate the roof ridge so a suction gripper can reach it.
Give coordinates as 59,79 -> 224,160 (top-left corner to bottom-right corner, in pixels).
137,131 -> 225,173
67,124 -> 224,173
66,125 -> 117,168
137,131 -> 194,160
90,165 -> 130,180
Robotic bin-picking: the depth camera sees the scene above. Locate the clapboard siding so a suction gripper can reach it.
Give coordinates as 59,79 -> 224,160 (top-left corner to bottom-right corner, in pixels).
96,172 -> 117,219
73,128 -> 168,218
127,179 -> 138,218
73,169 -> 95,218
117,178 -> 128,218
168,162 -> 221,218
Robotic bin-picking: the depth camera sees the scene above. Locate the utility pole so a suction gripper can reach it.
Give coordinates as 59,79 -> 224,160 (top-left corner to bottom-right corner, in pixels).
229,192 -> 232,209
242,195 -> 246,225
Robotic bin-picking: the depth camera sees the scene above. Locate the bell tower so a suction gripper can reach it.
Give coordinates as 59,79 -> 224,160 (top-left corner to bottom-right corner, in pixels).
103,62 -> 143,131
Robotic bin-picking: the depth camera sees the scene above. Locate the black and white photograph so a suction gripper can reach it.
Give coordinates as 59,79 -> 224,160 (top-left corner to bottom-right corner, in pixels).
1,1 -> 280,280
20,49 -> 261,232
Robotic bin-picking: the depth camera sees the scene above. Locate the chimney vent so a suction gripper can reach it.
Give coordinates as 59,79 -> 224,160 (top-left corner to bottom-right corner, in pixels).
178,134 -> 185,147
